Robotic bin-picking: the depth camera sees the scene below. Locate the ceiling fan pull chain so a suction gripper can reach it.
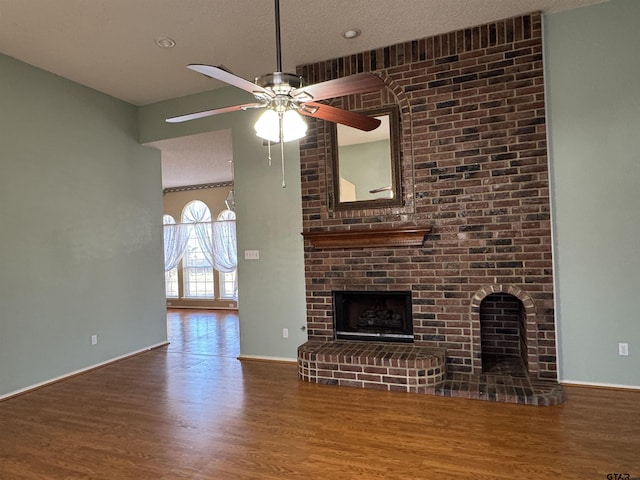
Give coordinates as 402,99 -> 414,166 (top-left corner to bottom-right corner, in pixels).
279,112 -> 286,188
267,140 -> 272,166
281,141 -> 286,188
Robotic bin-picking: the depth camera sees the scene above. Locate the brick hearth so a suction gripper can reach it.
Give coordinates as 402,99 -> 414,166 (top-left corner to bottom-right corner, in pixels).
298,340 -> 446,393
298,341 -> 565,405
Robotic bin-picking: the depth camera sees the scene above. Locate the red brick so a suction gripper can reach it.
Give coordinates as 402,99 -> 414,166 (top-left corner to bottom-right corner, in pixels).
299,12 -> 555,381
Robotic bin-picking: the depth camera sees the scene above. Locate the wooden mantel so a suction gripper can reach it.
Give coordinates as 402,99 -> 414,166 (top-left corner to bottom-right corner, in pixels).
301,226 -> 431,250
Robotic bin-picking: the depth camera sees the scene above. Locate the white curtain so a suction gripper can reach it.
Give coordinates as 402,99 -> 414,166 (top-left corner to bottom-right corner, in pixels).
214,209 -> 238,300
183,201 -> 215,268
213,209 -> 237,272
163,215 -> 190,272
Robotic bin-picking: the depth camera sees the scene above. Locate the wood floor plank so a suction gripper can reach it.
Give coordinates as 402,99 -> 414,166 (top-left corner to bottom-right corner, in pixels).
1,309 -> 639,479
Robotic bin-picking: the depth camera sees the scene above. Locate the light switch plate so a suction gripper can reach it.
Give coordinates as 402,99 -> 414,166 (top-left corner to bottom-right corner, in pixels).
244,250 -> 260,260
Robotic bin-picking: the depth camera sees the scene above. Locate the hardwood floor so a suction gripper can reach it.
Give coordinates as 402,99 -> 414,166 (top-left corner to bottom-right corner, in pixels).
1,309 -> 639,479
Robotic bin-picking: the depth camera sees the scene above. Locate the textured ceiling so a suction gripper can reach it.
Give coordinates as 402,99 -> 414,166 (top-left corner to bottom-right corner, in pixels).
147,129 -> 234,189
0,0 -> 607,187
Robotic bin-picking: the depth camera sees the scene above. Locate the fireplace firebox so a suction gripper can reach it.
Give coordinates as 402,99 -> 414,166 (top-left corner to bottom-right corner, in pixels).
333,291 -> 413,342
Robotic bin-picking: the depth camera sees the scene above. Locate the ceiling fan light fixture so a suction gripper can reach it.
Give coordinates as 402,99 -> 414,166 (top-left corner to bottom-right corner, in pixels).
254,108 -> 307,143
254,109 -> 280,143
282,109 -> 307,142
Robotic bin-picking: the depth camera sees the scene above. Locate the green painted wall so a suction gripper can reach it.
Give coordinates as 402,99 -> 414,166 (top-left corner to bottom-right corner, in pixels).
139,90 -> 308,360
0,54 -> 167,397
545,0 -> 640,387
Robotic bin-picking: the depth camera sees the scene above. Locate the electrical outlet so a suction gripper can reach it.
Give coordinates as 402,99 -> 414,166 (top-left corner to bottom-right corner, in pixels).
91,334 -> 98,346
618,342 -> 629,356
282,328 -> 289,339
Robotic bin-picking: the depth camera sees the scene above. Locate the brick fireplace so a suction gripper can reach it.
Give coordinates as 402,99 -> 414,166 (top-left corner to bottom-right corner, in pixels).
333,290 -> 413,342
297,13 -> 560,402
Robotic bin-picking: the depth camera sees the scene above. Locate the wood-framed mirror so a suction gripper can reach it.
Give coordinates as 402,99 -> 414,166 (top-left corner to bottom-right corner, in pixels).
330,105 -> 402,210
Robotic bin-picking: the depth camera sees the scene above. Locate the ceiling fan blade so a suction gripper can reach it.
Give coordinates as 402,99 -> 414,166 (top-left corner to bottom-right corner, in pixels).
166,103 -> 264,123
187,64 -> 273,99
292,73 -> 384,102
300,102 -> 382,131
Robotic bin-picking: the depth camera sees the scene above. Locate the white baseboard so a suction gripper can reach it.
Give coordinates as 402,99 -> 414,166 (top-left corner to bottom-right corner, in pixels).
560,379 -> 640,391
166,305 -> 238,310
237,354 -> 297,364
0,341 -> 169,401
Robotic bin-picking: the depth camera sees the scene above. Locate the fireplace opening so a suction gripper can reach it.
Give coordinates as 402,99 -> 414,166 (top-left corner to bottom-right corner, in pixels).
480,293 -> 528,376
333,291 -> 413,342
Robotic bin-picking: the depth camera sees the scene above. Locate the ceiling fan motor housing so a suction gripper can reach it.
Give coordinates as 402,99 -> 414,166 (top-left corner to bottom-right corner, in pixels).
256,72 -> 303,95
255,72 -> 309,112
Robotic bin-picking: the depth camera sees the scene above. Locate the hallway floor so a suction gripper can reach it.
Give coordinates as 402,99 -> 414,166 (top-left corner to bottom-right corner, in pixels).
166,308 -> 240,358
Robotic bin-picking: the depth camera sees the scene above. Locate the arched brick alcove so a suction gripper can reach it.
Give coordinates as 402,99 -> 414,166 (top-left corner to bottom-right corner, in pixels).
480,293 -> 527,375
470,285 -> 539,377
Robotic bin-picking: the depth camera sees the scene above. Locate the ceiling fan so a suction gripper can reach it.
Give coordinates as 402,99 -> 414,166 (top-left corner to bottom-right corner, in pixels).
165,0 -> 386,145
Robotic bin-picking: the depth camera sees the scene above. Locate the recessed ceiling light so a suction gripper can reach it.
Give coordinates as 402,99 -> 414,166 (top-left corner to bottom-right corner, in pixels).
342,29 -> 361,40
155,37 -> 176,48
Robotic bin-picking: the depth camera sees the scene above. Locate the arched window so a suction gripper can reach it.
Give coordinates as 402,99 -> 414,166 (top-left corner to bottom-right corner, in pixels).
181,201 -> 214,298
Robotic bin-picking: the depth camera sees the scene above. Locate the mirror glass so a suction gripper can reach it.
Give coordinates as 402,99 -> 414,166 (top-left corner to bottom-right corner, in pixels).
331,106 -> 402,210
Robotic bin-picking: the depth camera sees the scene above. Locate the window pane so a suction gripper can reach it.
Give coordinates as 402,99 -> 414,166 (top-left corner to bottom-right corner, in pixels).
219,270 -> 237,299
165,268 -> 179,298
183,266 -> 214,298
182,223 -> 214,299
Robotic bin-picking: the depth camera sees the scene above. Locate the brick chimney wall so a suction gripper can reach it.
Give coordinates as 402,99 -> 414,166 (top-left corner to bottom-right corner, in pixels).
297,13 -> 556,379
